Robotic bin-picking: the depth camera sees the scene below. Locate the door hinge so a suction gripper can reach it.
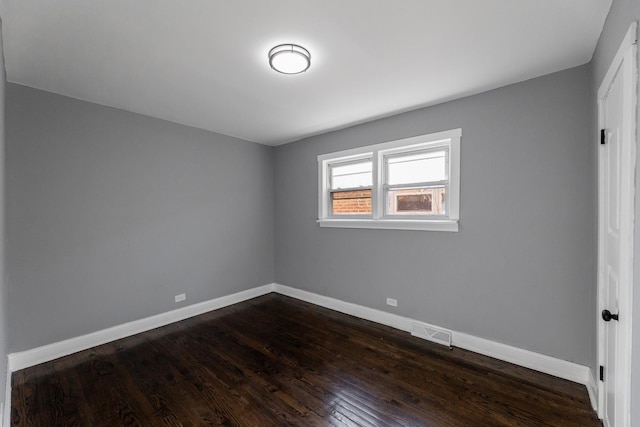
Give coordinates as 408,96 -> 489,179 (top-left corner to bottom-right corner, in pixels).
601,129 -> 606,145
600,365 -> 605,381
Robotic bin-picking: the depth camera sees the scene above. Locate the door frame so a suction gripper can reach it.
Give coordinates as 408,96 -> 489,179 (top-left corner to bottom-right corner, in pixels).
597,21 -> 638,426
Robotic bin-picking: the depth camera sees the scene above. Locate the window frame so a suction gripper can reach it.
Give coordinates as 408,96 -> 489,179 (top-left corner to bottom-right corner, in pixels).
382,146 -> 449,219
327,155 -> 374,218
317,128 -> 461,232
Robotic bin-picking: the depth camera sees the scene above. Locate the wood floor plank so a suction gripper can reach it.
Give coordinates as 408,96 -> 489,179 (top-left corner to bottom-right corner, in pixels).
11,294 -> 602,426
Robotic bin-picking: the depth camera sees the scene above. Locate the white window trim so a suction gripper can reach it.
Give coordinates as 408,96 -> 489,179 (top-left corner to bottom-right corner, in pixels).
317,128 -> 461,232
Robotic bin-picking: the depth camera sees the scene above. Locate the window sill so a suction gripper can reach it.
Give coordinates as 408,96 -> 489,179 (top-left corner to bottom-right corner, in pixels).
317,219 -> 459,232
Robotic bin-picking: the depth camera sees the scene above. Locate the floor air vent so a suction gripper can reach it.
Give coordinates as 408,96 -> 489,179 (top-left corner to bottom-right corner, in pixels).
410,322 -> 453,348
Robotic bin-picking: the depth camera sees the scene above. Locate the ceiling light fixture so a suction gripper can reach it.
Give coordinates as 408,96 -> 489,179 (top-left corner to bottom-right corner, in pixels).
268,44 -> 311,75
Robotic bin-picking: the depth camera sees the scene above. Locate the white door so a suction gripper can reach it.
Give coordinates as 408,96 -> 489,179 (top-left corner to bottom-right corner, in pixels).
597,22 -> 637,427
601,60 -> 623,427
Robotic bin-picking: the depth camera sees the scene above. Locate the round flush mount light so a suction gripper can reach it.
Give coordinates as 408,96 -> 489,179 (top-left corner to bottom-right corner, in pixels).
268,44 -> 311,74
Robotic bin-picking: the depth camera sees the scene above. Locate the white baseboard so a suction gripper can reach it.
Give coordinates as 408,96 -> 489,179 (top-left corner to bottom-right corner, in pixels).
453,330 -> 590,384
273,283 -> 597,409
6,281 -> 599,413
2,358 -> 10,427
273,283 -> 414,332
586,369 -> 598,411
8,284 -> 275,372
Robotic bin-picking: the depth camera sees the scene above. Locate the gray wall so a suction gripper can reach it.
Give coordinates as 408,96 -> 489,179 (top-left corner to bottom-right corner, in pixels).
592,1 -> 640,424
6,84 -> 275,352
275,65 -> 594,366
0,17 -> 7,417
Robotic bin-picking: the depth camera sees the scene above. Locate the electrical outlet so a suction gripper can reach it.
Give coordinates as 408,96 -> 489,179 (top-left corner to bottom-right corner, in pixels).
174,293 -> 186,303
386,298 -> 397,307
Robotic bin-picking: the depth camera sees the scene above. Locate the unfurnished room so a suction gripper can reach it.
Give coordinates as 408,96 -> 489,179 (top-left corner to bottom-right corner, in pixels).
0,1 -> 638,426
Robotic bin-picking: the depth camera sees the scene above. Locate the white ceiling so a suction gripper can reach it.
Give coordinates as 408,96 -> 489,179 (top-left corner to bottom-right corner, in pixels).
2,1 -> 611,146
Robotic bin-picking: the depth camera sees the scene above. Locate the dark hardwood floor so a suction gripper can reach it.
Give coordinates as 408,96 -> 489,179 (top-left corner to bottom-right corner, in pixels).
11,294 -> 601,426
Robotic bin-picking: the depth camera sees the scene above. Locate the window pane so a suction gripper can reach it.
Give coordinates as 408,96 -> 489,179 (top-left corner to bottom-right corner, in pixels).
387,187 -> 446,215
386,150 -> 446,185
331,189 -> 372,215
330,160 -> 372,189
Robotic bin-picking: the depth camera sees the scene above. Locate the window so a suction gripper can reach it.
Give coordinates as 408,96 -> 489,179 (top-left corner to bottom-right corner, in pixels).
318,128 -> 461,231
329,159 -> 372,215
